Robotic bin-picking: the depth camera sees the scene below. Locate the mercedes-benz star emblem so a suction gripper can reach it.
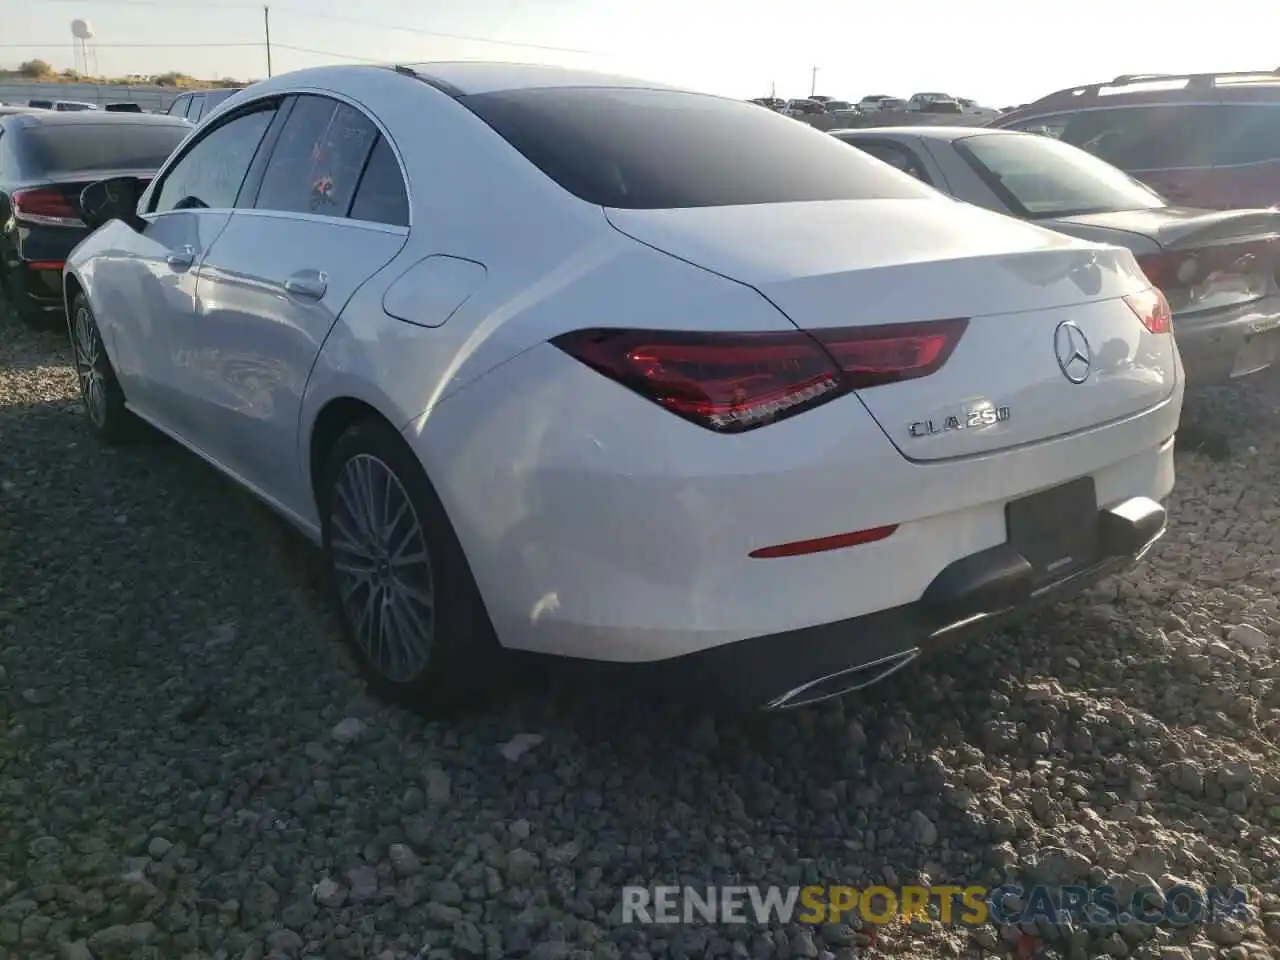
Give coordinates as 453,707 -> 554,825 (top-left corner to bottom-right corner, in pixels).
1053,321 -> 1093,384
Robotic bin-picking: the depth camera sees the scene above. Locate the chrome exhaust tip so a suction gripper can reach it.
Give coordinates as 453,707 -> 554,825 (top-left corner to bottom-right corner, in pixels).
766,648 -> 920,710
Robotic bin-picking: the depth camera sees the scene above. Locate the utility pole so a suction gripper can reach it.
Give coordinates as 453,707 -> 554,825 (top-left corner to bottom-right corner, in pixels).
769,80 -> 776,99
263,5 -> 273,78
809,65 -> 819,97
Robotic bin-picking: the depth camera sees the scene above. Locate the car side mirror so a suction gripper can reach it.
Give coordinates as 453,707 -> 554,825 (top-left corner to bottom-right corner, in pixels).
80,176 -> 145,232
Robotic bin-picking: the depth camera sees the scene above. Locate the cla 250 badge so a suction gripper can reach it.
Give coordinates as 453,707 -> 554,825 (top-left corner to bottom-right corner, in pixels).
909,404 -> 1011,438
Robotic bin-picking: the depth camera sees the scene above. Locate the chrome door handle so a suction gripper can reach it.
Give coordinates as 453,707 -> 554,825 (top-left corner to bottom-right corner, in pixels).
284,272 -> 328,300
166,244 -> 196,268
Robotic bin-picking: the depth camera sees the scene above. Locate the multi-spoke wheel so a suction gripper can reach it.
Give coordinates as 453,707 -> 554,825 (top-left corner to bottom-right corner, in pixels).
67,293 -> 136,443
319,418 -> 501,712
330,453 -> 436,682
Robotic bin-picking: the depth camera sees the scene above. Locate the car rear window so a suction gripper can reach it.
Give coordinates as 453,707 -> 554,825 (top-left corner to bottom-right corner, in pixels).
459,87 -> 937,209
955,132 -> 1166,218
24,122 -> 189,175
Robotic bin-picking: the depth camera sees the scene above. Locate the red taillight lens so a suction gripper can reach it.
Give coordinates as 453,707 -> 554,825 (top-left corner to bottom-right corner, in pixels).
552,328 -> 844,432
1124,287 -> 1173,334
811,318 -> 968,389
552,319 -> 968,433
13,186 -> 81,225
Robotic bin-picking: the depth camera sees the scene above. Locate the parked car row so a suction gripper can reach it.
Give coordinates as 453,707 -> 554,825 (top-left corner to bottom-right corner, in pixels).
752,92 -> 1002,120
2,62 -> 1273,716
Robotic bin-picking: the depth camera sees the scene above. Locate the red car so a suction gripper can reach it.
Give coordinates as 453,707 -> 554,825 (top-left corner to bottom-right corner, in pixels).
989,70 -> 1280,210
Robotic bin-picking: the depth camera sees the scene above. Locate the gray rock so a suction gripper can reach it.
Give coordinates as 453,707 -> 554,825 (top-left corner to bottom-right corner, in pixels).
331,717 -> 368,743
388,842 -> 422,877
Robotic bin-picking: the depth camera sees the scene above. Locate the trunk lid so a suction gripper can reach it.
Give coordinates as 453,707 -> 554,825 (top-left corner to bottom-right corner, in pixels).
606,199 -> 1179,461
1049,207 -> 1280,316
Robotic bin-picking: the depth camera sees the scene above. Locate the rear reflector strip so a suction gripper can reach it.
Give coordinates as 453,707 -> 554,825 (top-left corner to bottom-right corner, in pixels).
749,524 -> 898,559
27,261 -> 65,271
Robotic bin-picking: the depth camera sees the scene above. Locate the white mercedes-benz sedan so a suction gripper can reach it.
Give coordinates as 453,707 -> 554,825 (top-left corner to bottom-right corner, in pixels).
63,62 -> 1183,713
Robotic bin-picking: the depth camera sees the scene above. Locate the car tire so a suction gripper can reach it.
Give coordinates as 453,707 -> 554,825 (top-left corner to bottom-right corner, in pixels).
68,293 -> 139,443
319,417 -> 503,715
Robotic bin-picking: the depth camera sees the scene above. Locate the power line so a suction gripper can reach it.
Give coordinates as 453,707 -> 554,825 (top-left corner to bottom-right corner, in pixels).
271,44 -> 388,64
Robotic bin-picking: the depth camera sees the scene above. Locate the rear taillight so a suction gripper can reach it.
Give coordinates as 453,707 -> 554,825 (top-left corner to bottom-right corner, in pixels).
1124,287 -> 1173,334
552,319 -> 968,433
1137,237 -> 1278,293
12,186 -> 81,226
810,319 -> 968,390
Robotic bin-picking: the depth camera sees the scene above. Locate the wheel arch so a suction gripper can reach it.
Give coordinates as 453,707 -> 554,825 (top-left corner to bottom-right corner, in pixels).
307,396 -> 402,508
63,271 -> 85,330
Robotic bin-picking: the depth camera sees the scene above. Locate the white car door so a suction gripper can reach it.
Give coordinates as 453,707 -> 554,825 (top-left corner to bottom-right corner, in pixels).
91,101 -> 279,424
172,93 -> 409,506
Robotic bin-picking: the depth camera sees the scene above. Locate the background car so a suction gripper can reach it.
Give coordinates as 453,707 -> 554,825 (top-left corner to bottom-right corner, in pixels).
65,63 -> 1179,715
165,87 -> 243,124
915,97 -> 963,115
832,126 -> 1280,386
907,92 -> 954,111
858,95 -> 907,113
104,103 -> 145,113
989,70 -> 1280,209
52,101 -> 98,112
783,97 -> 826,117
0,111 -> 191,323
956,97 -> 1000,120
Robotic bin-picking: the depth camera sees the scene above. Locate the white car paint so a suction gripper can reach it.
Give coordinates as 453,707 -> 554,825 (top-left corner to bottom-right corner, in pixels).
65,62 -> 1183,708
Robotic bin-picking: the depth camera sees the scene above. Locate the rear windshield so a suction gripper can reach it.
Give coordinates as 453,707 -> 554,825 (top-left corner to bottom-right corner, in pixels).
460,87 -> 936,209
24,122 -> 189,175
954,132 -> 1166,218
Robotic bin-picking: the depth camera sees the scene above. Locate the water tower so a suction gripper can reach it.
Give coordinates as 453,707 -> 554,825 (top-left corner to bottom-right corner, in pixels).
71,19 -> 98,76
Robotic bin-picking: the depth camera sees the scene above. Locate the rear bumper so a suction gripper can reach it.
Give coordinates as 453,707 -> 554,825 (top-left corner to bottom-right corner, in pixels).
1175,294 -> 1280,386
608,496 -> 1166,710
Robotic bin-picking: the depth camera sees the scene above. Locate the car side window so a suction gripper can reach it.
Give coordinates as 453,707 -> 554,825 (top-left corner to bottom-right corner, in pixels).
853,141 -> 932,183
1210,104 -> 1280,166
150,104 -> 276,214
167,95 -> 188,117
252,94 -> 379,217
188,95 -> 206,123
1004,114 -> 1070,139
348,135 -> 410,227
1055,105 -> 1222,171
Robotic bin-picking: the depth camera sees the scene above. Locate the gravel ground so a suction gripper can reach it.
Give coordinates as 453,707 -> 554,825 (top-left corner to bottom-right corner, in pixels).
3,310 -> 1280,960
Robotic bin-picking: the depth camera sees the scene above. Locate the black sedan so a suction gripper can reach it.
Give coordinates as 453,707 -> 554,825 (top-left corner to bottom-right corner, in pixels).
0,111 -> 191,323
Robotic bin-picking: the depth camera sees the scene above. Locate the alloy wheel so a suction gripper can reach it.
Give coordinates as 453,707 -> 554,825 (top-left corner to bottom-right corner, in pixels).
330,453 -> 436,682
72,305 -> 108,428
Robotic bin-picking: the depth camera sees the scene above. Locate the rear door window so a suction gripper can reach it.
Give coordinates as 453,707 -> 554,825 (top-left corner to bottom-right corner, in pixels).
166,95 -> 189,117
348,135 -> 409,226
1209,104 -> 1280,166
847,140 -> 932,183
251,94 -> 380,217
1030,105 -> 1224,171
188,95 -> 207,123
459,86 -> 937,209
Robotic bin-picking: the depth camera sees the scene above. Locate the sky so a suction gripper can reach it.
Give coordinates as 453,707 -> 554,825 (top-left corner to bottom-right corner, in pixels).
4,0 -> 1277,107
